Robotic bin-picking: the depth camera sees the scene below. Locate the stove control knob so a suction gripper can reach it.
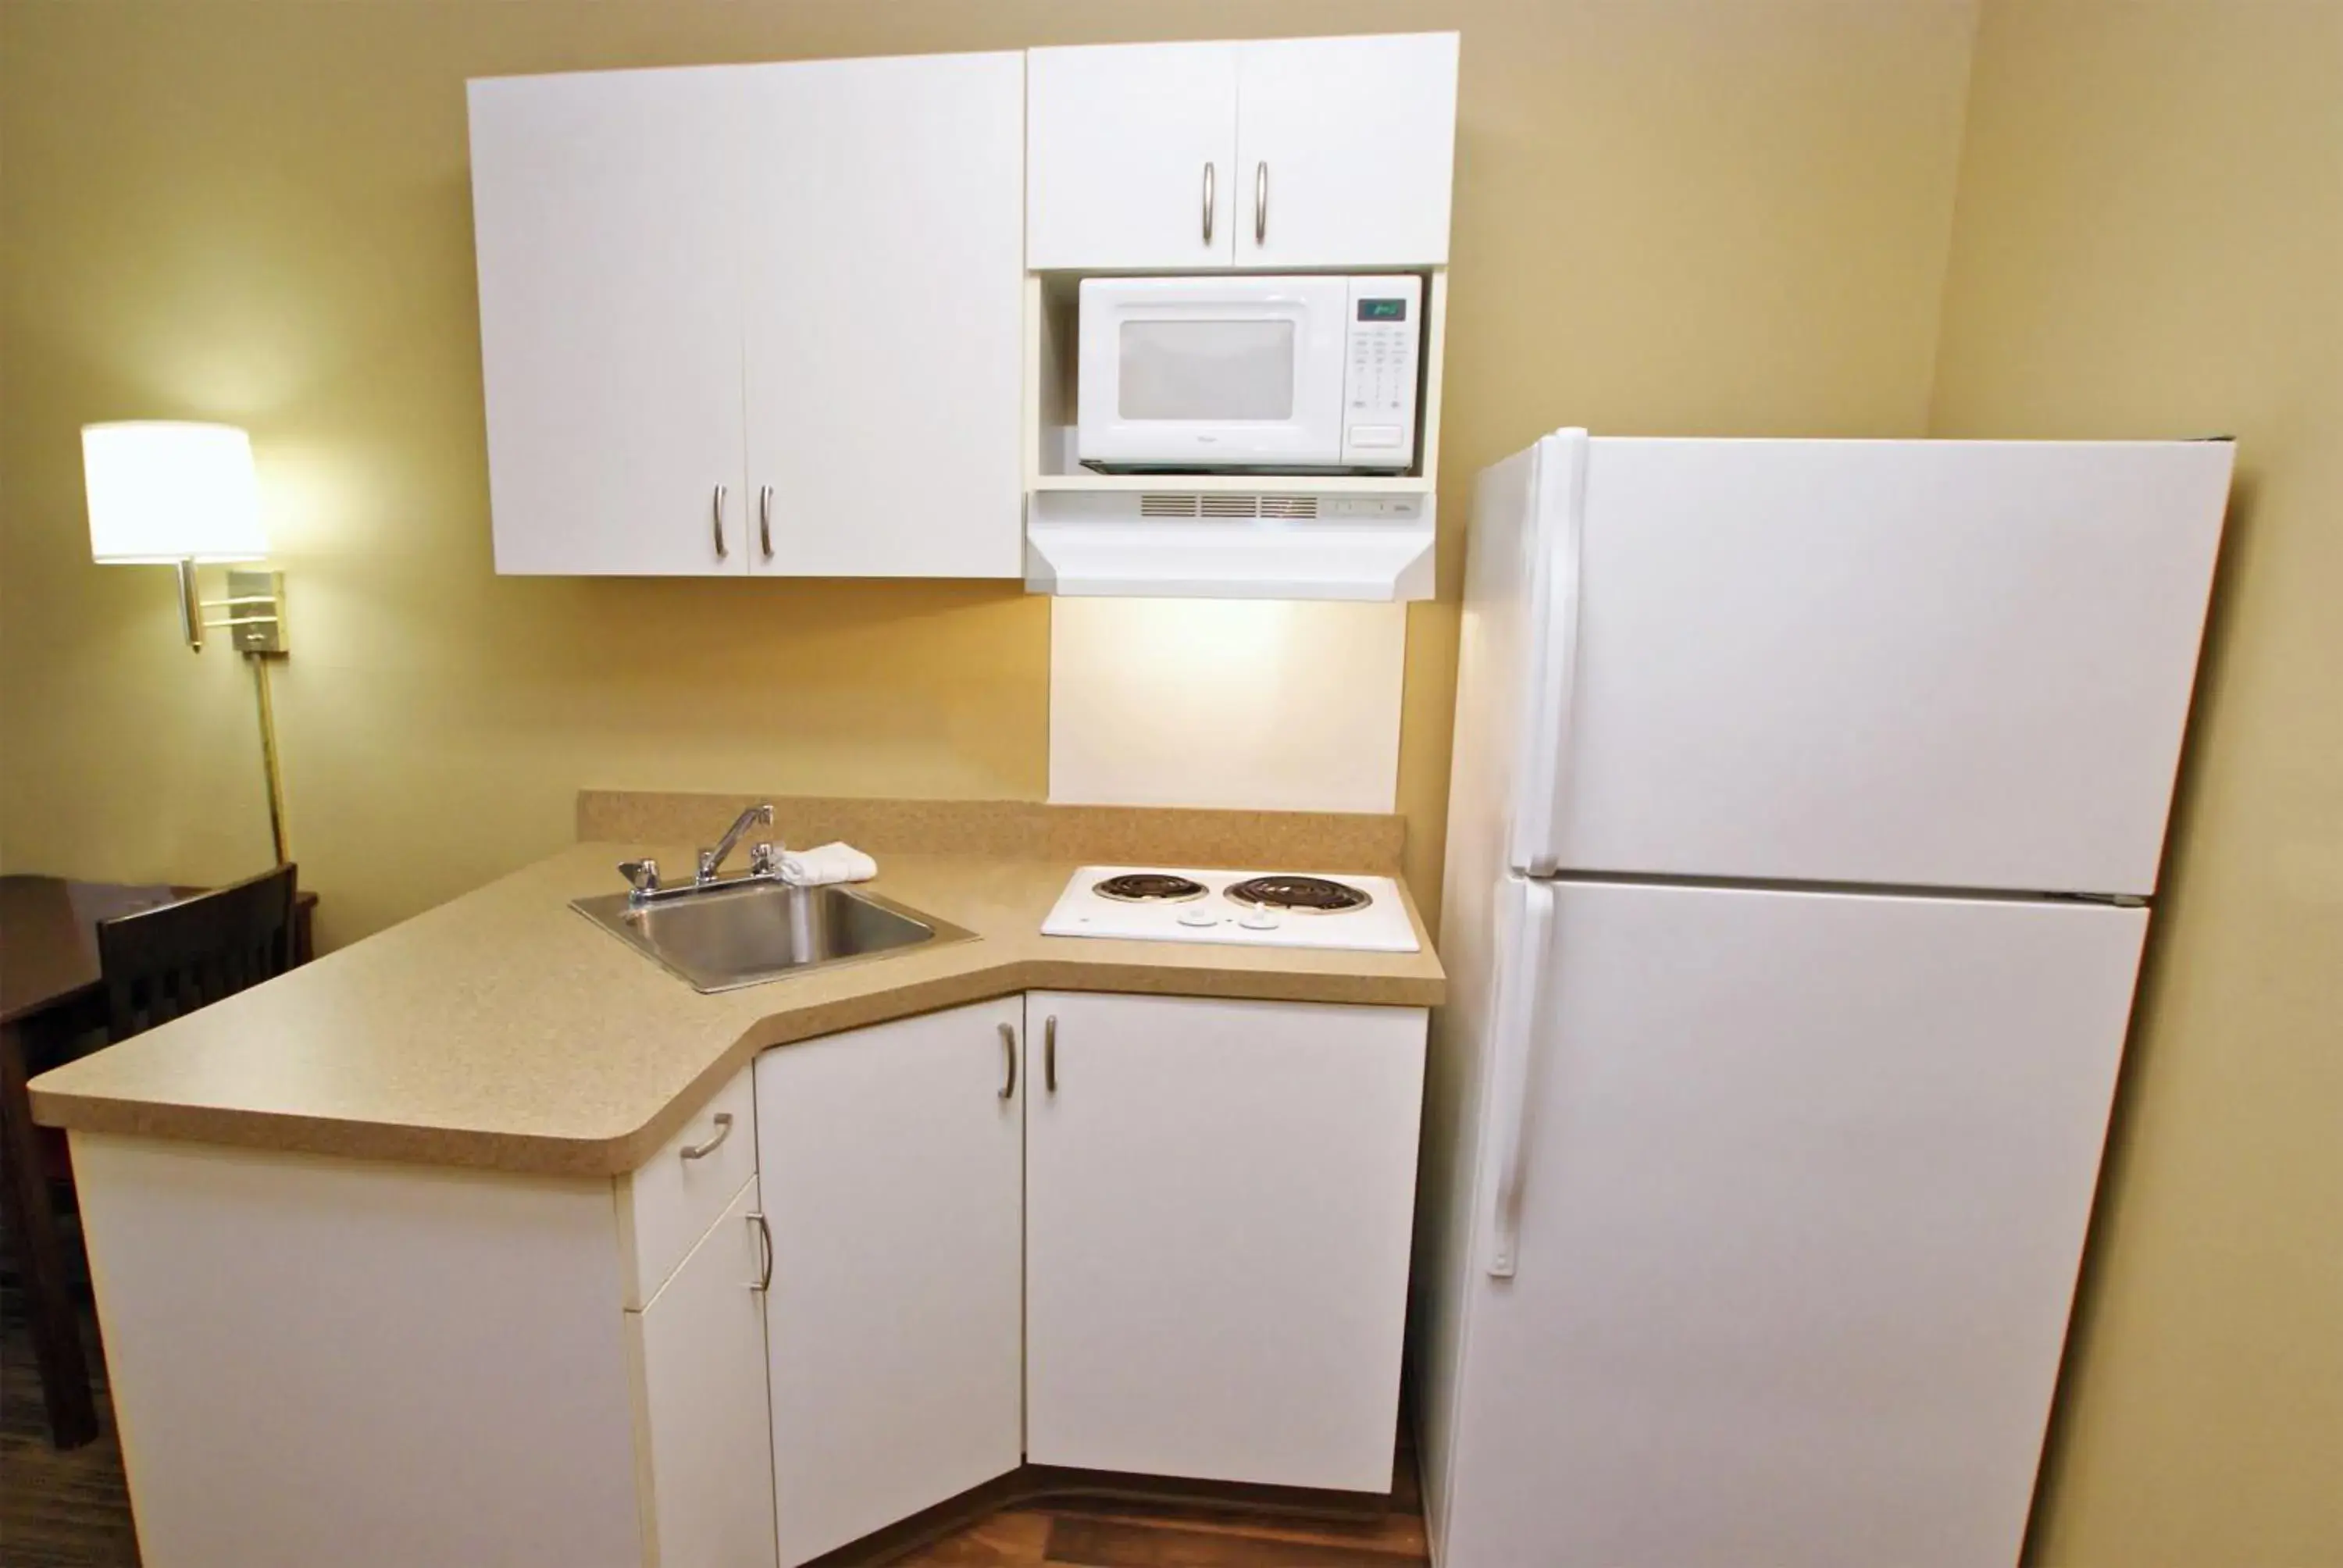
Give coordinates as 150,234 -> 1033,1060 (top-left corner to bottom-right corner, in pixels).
1177,906 -> 1220,927
1239,907 -> 1280,931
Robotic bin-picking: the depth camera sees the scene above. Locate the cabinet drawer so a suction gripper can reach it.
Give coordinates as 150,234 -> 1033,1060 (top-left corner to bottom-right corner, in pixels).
619,1064 -> 757,1309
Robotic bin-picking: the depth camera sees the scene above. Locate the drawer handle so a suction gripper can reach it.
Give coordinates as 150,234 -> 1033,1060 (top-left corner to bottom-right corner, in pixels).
747,1210 -> 772,1292
997,1021 -> 1017,1100
679,1111 -> 733,1160
1044,1014 -> 1057,1094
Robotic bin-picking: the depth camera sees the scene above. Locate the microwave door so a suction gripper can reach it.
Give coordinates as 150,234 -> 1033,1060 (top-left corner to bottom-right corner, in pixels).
1078,276 -> 1349,471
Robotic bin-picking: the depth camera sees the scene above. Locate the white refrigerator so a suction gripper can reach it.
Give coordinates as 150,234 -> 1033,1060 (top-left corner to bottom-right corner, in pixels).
1416,431 -> 2233,1567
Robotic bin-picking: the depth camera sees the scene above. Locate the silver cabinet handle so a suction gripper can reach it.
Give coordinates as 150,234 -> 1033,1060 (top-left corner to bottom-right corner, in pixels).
1202,161 -> 1215,245
1254,161 -> 1268,244
747,1210 -> 772,1292
711,484 -> 729,560
997,1021 -> 1018,1100
1043,1014 -> 1057,1094
758,485 -> 774,561
679,1111 -> 733,1160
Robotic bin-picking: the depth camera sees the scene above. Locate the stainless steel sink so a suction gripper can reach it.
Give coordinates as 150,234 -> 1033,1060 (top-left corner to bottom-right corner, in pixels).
572,880 -> 974,993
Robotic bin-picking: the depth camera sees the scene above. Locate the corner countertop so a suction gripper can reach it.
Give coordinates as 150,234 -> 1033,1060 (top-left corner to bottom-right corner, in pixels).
28,844 -> 1446,1178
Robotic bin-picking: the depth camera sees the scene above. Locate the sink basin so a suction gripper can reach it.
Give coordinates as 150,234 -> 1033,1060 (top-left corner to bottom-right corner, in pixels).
572,880 -> 974,993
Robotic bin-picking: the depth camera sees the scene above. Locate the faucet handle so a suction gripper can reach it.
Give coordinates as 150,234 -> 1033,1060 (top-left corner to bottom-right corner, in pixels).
749,842 -> 783,877
619,859 -> 661,898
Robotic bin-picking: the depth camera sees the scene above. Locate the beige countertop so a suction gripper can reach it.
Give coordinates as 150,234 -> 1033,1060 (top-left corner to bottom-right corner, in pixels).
29,843 -> 1446,1177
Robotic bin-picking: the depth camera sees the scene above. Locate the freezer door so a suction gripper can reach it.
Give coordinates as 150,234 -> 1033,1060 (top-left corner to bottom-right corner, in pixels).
1528,436 -> 2231,894
1449,431 -> 1585,880
1434,878 -> 2149,1568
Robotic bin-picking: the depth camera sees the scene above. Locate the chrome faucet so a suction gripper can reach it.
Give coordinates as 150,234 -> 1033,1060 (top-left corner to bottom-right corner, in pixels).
698,803 -> 778,885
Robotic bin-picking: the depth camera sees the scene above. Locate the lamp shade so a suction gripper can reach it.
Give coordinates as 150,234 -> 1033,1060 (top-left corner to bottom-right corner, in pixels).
84,422 -> 266,563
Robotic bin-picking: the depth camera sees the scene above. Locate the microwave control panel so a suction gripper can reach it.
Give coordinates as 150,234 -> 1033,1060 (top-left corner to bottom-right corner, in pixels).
1340,276 -> 1424,471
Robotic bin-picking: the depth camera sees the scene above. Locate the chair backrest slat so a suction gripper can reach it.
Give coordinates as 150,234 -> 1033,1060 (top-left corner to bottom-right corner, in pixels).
98,865 -> 299,1043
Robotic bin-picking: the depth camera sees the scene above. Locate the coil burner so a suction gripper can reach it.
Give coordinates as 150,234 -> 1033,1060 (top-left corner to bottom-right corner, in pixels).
1222,875 -> 1374,914
1092,872 -> 1210,904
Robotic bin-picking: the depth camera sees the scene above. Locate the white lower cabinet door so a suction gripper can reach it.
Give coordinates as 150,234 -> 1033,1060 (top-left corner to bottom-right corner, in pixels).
632,1174 -> 779,1568
1024,992 -> 1428,1492
755,1000 -> 1026,1566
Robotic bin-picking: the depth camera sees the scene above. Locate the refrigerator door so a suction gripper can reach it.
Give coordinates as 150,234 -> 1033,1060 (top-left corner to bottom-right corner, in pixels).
1501,434 -> 2231,894
1450,430 -> 1586,880
1432,878 -> 2149,1568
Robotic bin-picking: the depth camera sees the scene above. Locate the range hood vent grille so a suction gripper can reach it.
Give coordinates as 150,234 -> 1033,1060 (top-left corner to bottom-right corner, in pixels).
1139,492 -> 1321,520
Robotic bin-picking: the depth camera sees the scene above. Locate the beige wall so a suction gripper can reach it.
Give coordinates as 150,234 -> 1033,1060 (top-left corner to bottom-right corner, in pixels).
1929,3 -> 2343,1563
0,0 -> 1978,944
6,1 -> 2338,1562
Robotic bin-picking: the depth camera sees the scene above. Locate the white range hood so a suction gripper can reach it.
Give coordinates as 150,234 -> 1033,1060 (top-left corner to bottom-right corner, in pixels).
1024,484 -> 1437,601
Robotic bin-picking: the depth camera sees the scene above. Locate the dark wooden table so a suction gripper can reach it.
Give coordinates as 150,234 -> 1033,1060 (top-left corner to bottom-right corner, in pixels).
0,875 -> 315,1449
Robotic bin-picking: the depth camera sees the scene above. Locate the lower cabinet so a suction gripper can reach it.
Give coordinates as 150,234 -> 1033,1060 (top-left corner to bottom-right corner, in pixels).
631,1174 -> 779,1568
754,998 -> 1026,1566
1022,992 -> 1429,1492
66,993 -> 1428,1567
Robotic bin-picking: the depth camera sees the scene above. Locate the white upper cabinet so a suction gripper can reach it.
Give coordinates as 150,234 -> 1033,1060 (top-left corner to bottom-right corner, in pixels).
469,68 -> 750,576
469,52 -> 1022,579
1027,42 -> 1239,270
743,52 -> 1025,579
1234,34 -> 1459,268
1026,34 -> 1457,271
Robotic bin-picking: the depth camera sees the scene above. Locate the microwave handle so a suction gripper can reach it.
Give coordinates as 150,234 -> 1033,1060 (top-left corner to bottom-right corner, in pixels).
1201,162 -> 1215,247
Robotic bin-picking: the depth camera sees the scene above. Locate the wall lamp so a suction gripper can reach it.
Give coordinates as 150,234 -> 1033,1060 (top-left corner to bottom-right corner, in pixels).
83,421 -> 293,865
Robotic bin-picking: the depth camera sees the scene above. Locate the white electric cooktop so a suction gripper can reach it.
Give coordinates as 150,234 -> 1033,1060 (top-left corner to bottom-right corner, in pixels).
1040,866 -> 1421,953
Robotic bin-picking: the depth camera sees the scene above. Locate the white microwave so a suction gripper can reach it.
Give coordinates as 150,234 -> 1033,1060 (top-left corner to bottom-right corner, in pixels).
1076,274 -> 1422,473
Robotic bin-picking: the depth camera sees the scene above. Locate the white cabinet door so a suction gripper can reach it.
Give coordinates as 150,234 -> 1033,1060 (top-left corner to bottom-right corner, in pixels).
633,1174 -> 779,1568
742,52 -> 1025,579
469,68 -> 750,576
1024,992 -> 1427,1492
1027,42 -> 1238,269
1234,34 -> 1459,268
755,1000 -> 1025,1566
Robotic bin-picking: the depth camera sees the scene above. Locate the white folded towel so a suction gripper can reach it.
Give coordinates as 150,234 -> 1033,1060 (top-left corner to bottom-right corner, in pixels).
777,841 -> 878,888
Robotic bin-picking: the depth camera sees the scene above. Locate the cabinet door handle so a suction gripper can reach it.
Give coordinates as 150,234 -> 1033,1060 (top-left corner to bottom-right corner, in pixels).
1254,161 -> 1268,244
997,1021 -> 1018,1100
1043,1014 -> 1057,1094
747,1210 -> 772,1292
1201,161 -> 1215,246
758,485 -> 775,561
679,1111 -> 733,1160
711,484 -> 729,560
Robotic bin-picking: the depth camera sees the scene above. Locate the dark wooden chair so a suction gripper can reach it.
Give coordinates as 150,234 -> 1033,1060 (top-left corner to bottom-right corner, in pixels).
95,864 -> 300,1042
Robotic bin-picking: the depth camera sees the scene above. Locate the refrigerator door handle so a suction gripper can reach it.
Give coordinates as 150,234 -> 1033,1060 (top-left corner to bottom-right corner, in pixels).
1487,876 -> 1558,1277
1509,429 -> 1590,877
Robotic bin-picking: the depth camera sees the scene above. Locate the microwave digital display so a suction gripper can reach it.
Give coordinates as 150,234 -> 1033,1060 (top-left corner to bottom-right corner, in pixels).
1357,298 -> 1409,322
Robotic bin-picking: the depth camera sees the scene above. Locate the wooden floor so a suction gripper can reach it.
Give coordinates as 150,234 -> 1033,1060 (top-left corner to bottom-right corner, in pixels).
2,1268 -> 1426,1568
0,1276 -> 139,1568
